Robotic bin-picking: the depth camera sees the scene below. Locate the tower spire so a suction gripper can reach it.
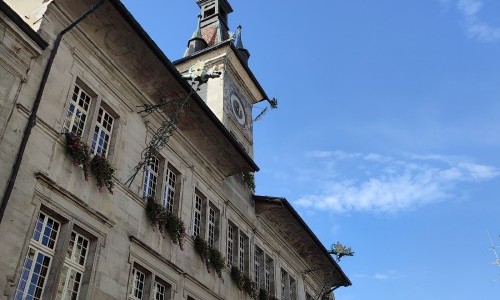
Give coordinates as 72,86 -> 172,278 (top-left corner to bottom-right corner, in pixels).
233,25 -> 250,64
193,0 -> 233,47
184,14 -> 208,57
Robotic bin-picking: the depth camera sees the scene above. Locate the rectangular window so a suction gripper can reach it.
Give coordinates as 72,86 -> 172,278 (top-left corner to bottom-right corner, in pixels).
254,247 -> 263,289
129,267 -> 146,300
208,207 -> 216,247
154,281 -> 166,300
15,212 -> 60,300
206,203 -> 220,248
91,107 -> 114,157
162,166 -> 177,214
64,84 -> 91,136
192,194 -> 203,237
281,269 -> 288,300
55,231 -> 90,300
128,264 -> 172,300
143,156 -> 160,198
227,223 -> 235,268
239,233 -> 249,274
265,256 -> 274,295
15,211 -> 97,300
289,276 -> 297,300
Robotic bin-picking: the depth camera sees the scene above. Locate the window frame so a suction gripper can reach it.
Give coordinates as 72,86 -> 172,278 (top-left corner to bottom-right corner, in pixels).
127,258 -> 174,300
14,209 -> 98,300
226,221 -> 237,268
55,231 -> 91,300
90,106 -> 115,157
162,164 -> 180,215
142,154 -> 182,217
143,155 -> 161,199
62,78 -> 120,159
281,269 -> 289,300
191,191 -> 220,249
264,255 -> 275,296
192,192 -> 205,238
254,246 -> 264,290
239,233 -> 249,275
14,212 -> 60,300
129,264 -> 149,300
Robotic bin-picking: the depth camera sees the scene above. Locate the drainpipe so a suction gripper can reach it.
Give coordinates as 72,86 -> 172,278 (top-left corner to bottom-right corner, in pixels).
0,0 -> 106,224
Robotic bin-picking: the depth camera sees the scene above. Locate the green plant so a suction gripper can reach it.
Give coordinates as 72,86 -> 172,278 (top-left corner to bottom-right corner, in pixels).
146,197 -> 166,234
240,172 -> 255,191
194,236 -> 225,278
230,266 -> 257,297
90,154 -> 115,193
194,235 -> 208,263
65,132 -> 90,180
241,274 -> 257,298
165,213 -> 185,250
258,289 -> 269,300
145,198 -> 185,249
231,266 -> 243,289
208,246 -> 225,278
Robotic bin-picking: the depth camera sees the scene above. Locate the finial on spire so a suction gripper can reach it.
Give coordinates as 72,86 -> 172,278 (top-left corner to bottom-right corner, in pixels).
234,25 -> 250,64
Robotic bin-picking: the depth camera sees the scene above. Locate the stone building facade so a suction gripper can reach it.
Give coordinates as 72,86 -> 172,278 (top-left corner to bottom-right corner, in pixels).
0,0 -> 350,299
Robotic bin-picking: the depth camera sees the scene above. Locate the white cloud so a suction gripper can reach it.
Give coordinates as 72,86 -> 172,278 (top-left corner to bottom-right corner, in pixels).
295,152 -> 498,213
373,270 -> 403,280
454,0 -> 500,42
353,270 -> 403,281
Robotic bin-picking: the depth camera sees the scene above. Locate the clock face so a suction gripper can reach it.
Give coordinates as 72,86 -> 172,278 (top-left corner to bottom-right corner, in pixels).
230,94 -> 246,126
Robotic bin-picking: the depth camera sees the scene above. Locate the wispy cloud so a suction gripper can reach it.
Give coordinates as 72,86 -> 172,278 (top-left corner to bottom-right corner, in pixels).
295,151 -> 498,213
354,270 -> 404,281
445,0 -> 500,42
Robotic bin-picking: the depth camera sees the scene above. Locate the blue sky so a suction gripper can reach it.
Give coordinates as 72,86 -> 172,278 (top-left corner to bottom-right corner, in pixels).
122,0 -> 500,299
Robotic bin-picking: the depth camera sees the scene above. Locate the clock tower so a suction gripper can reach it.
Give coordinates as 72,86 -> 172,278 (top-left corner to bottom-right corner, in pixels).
174,0 -> 270,160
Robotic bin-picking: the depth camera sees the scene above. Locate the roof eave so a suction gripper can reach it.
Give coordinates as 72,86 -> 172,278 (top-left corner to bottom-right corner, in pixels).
0,0 -> 48,49
254,195 -> 352,288
107,0 -> 259,174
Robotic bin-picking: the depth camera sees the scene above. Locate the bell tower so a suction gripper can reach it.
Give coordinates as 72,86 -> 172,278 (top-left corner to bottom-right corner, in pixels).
197,0 -> 232,46
176,0 -> 270,159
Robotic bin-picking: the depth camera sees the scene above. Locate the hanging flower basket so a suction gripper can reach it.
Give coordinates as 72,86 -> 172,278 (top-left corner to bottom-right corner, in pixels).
145,197 -> 186,250
165,213 -> 186,250
64,132 -> 90,180
230,266 -> 244,289
208,246 -> 225,278
146,197 -> 166,234
194,235 -> 209,264
230,266 -> 257,297
194,235 -> 225,278
258,289 -> 269,300
90,154 -> 115,193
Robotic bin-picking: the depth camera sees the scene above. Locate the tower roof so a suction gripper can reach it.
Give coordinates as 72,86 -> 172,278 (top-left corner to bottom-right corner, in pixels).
184,14 -> 208,57
184,0 -> 234,54
233,25 -> 250,64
